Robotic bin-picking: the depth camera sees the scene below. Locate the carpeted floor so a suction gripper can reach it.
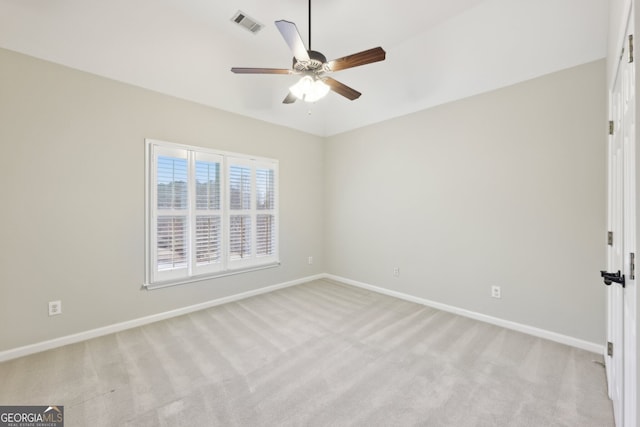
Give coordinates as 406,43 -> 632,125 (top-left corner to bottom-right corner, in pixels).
0,279 -> 614,426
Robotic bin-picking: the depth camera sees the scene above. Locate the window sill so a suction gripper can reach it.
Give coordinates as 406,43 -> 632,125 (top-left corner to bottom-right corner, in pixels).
143,261 -> 281,290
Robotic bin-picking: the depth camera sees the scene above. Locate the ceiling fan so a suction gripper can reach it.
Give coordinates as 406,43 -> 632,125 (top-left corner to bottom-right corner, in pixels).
231,0 -> 386,104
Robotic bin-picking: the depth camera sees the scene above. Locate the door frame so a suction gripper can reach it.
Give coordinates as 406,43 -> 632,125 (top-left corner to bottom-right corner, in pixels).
607,48 -> 626,426
607,2 -> 638,426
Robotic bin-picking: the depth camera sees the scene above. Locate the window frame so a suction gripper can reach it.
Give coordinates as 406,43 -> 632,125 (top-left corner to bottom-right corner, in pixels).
145,139 -> 279,289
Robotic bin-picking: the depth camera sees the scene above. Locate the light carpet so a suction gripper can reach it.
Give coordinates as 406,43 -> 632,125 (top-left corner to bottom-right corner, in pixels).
0,279 -> 613,426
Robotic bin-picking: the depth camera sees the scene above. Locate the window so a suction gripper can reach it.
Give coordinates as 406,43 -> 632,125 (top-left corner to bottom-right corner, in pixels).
146,139 -> 279,288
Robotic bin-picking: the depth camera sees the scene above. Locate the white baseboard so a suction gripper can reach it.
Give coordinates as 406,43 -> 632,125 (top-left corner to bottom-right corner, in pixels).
0,274 -> 324,363
323,274 -> 604,355
0,272 -> 604,362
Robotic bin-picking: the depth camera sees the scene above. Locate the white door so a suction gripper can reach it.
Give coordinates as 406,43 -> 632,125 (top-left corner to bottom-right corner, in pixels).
608,58 -> 625,426
620,17 -> 637,427
607,8 -> 637,427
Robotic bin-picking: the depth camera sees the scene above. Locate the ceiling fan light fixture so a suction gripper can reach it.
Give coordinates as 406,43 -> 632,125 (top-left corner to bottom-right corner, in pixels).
230,0 -> 386,104
289,75 -> 330,102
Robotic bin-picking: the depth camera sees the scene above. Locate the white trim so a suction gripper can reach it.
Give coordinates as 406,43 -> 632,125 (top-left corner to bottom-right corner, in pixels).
144,141 -> 151,286
144,261 -> 281,290
0,272 -> 605,362
145,139 -> 279,286
0,274 -> 323,363
145,138 -> 278,165
324,274 -> 604,354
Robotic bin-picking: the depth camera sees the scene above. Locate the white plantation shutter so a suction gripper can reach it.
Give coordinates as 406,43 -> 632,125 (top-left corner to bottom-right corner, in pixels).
229,164 -> 252,262
229,165 -> 252,210
146,139 -> 279,287
157,216 -> 188,270
256,168 -> 276,257
229,215 -> 252,260
227,159 -> 278,269
256,214 -> 275,256
152,147 -> 189,282
193,153 -> 223,275
195,216 -> 221,264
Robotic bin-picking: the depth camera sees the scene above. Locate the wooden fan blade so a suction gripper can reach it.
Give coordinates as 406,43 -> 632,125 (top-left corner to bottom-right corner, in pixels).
275,20 -> 310,63
322,77 -> 361,100
283,92 -> 297,104
326,47 -> 386,72
231,67 -> 293,74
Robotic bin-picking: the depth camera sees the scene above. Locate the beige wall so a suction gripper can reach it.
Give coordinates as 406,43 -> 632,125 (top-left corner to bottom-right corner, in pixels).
325,59 -> 607,344
0,47 -> 607,352
0,48 -> 325,351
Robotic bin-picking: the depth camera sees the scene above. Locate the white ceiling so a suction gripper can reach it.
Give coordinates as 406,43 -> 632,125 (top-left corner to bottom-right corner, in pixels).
0,0 -> 608,136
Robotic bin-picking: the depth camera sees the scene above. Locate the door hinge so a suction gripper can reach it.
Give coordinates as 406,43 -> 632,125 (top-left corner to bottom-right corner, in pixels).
608,231 -> 613,246
629,34 -> 634,63
631,252 -> 635,280
609,120 -> 614,135
607,341 -> 613,357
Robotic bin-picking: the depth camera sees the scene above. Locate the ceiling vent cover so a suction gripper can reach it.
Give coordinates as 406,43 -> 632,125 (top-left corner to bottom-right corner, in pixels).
231,11 -> 263,34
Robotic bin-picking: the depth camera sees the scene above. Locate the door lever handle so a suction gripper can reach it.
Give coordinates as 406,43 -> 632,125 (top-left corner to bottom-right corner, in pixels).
600,270 -> 626,288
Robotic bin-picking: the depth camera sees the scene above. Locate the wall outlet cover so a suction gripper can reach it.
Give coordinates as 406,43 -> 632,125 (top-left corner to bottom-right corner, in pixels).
491,286 -> 501,299
48,300 -> 62,316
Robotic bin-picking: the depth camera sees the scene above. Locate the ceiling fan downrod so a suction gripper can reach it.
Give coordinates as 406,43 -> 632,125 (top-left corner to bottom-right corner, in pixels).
308,0 -> 311,51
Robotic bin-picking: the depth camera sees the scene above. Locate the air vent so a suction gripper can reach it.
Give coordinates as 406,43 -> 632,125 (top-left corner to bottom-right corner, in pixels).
231,10 -> 263,34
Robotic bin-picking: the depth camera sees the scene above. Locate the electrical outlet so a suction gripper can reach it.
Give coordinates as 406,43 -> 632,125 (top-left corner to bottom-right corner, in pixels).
393,267 -> 400,277
48,300 -> 62,316
491,286 -> 501,299
308,256 -> 313,265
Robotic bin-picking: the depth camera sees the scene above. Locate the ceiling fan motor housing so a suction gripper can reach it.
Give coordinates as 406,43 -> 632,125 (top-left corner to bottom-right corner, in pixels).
231,18 -> 386,102
293,50 -> 327,72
